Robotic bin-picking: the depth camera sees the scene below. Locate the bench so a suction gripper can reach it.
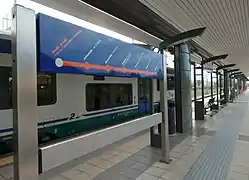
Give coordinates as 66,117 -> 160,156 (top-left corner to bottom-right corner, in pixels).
204,97 -> 215,114
220,95 -> 226,105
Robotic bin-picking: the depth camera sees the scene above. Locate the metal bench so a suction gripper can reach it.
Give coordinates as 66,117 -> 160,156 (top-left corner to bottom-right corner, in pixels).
204,97 -> 215,115
220,95 -> 226,105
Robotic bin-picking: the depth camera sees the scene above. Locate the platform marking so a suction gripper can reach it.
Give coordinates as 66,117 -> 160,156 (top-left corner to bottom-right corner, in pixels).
184,102 -> 248,180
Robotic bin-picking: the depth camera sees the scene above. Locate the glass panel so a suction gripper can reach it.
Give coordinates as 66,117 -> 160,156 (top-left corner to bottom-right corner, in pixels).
220,75 -> 224,95
145,79 -> 150,100
157,76 -> 175,91
196,72 -> 202,99
167,76 -> 174,90
139,80 -> 145,100
213,73 -> 217,95
203,70 -> 211,96
191,64 -> 194,99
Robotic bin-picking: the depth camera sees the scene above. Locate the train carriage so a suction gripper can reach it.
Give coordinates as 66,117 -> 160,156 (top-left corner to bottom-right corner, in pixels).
0,52 -> 174,155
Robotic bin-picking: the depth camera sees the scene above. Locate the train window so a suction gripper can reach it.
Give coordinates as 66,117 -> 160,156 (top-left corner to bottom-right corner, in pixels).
156,77 -> 175,91
157,79 -> 160,91
0,67 -> 56,110
0,67 -> 11,110
86,83 -> 132,111
37,73 -> 57,106
167,76 -> 175,90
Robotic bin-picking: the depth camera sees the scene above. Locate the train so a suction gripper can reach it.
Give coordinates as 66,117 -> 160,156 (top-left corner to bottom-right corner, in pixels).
0,54 -> 175,155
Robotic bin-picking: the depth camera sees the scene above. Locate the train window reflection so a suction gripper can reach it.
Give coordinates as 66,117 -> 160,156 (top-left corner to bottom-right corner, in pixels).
0,67 -> 56,110
86,83 -> 132,111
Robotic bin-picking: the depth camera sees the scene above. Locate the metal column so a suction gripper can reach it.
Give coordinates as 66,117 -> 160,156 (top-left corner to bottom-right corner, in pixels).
174,44 -> 192,130
174,45 -> 182,131
220,73 -> 222,98
243,80 -> 246,91
160,50 -> 170,163
236,77 -> 240,96
12,5 -> 39,180
149,79 -> 155,114
233,77 -> 235,98
211,72 -> 213,99
193,63 -> 197,119
216,71 -> 219,109
201,63 -> 204,104
244,80 -> 247,91
229,73 -> 232,101
224,70 -> 228,104
149,79 -> 156,146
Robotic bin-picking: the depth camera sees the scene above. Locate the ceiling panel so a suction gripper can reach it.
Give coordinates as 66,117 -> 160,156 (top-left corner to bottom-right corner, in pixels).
139,0 -> 249,75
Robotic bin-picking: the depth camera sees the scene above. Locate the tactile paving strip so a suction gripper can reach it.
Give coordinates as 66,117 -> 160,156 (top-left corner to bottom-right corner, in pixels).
184,103 -> 248,180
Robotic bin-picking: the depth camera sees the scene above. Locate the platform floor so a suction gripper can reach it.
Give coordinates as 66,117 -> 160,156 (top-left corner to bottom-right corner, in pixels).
1,92 -> 249,180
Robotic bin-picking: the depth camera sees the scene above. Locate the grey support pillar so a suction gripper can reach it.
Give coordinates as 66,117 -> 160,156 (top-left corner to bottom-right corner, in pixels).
238,78 -> 241,94
12,5 -> 39,180
160,50 -> 170,163
224,70 -> 229,104
211,72 -> 213,99
174,43 -> 192,133
243,80 -> 246,91
193,63 -> 197,113
216,71 -> 219,109
233,77 -> 235,92
149,79 -> 156,146
237,77 -> 240,96
201,64 -> 205,104
219,73 -> 222,96
232,77 -> 235,99
149,79 -> 154,114
229,74 -> 232,94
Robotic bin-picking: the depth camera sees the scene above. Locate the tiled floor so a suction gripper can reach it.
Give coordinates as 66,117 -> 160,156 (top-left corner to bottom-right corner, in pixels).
0,157 -> 12,167
134,92 -> 249,180
1,92 -> 249,180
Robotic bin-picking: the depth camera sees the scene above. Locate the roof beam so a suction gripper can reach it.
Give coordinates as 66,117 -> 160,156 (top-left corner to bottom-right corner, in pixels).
234,74 -> 245,79
159,27 -> 206,49
216,64 -> 236,71
226,69 -> 240,73
229,72 -> 243,77
201,54 -> 228,65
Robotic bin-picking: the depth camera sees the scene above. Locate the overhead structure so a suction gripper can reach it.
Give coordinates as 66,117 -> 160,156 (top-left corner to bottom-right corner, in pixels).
159,27 -> 206,49
137,0 -> 249,76
230,72 -> 243,76
156,27 -> 205,162
227,69 -> 240,73
160,28 -> 205,133
217,64 -> 236,71
201,54 -> 228,65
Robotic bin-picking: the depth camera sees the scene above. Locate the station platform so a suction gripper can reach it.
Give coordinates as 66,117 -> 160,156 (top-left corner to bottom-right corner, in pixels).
0,92 -> 249,180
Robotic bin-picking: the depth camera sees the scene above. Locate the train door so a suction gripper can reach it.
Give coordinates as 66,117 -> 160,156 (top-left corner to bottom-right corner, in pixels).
138,79 -> 151,115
